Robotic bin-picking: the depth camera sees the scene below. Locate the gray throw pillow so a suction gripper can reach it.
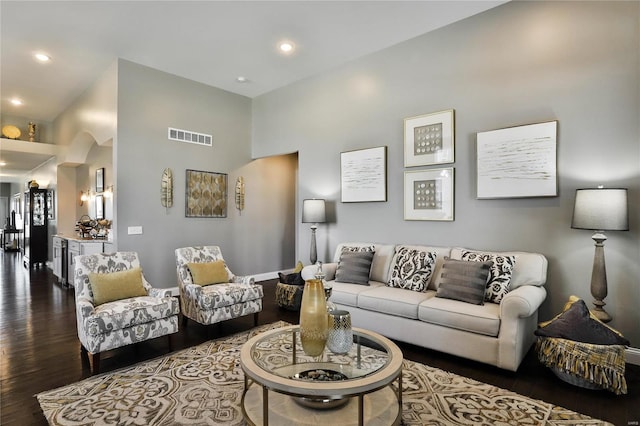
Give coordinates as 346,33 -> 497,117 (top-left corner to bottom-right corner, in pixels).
335,250 -> 375,285
436,258 -> 492,305
535,299 -> 630,345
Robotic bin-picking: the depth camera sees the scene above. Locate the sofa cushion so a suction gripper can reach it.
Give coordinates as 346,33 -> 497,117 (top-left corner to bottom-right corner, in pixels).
388,245 -> 437,292
418,296 -> 501,337
436,258 -> 492,305
357,286 -> 434,319
333,243 -> 396,283
328,280 -> 385,307
460,250 -> 516,304
335,250 -> 375,285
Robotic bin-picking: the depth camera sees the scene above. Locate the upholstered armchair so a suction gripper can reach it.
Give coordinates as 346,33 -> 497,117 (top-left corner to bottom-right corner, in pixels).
175,246 -> 263,327
74,252 -> 179,374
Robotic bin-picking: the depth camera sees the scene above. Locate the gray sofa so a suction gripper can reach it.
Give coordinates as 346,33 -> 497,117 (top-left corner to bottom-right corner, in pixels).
302,242 -> 548,371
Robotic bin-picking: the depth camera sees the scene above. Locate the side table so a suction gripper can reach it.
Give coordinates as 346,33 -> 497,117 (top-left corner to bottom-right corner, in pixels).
2,229 -> 23,252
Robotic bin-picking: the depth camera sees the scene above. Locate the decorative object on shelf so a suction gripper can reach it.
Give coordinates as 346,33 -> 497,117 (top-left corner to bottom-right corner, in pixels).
161,168 -> 173,209
571,187 -> 628,323
28,122 -> 36,142
341,146 -> 387,202
95,168 -> 105,193
235,176 -> 245,214
404,109 -> 455,167
404,167 -> 454,221
46,190 -> 54,220
327,310 -> 353,354
299,278 -> 328,357
302,199 -> 326,264
29,180 -> 39,189
2,124 -> 21,140
477,120 -> 557,199
185,169 -> 227,218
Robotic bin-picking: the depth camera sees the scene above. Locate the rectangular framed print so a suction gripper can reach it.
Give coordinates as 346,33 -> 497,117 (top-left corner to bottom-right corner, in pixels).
404,109 -> 455,167
96,168 -> 105,193
476,120 -> 557,199
341,146 -> 387,202
95,194 -> 104,220
404,168 -> 454,221
185,169 -> 228,218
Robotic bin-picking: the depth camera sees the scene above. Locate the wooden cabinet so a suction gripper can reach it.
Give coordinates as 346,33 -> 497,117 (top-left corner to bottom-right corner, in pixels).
67,239 -> 104,287
23,188 -> 48,268
52,236 -> 67,284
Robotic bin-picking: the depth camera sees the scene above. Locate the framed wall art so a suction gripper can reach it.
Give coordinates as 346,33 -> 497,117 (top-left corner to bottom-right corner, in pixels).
341,146 -> 387,202
404,167 -> 454,221
185,169 -> 228,218
95,194 -> 104,220
476,120 -> 557,199
96,168 -> 105,193
404,109 -> 455,167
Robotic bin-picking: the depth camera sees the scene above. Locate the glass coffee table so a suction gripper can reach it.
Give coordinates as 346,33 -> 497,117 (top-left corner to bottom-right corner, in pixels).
240,325 -> 403,426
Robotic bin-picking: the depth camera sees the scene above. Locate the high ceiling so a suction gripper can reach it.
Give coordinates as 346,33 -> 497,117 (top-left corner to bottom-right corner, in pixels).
0,1 -> 505,182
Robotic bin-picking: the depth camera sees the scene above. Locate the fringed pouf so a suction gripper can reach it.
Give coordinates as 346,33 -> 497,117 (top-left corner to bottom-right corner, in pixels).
536,337 -> 627,395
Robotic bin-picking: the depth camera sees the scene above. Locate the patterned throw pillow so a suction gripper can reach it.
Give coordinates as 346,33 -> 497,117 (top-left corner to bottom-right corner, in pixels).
436,258 -> 492,305
341,245 -> 375,253
460,250 -> 516,303
335,250 -> 375,285
387,246 -> 437,292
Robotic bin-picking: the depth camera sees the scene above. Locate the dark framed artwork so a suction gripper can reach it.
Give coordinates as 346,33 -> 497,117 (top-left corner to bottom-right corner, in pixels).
96,168 -> 105,193
341,146 -> 387,203
185,169 -> 228,218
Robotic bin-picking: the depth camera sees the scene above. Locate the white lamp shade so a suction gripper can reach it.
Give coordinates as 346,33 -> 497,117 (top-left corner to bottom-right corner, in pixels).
571,188 -> 628,231
302,199 -> 326,223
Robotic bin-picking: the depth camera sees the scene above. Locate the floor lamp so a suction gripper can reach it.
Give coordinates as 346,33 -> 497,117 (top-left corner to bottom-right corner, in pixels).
302,199 -> 326,265
571,187 -> 628,323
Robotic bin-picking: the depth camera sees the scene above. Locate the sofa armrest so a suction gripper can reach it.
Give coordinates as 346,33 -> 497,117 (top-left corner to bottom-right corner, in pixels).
500,285 -> 547,319
232,275 -> 255,286
76,297 -> 95,319
149,287 -> 173,298
301,263 -> 338,281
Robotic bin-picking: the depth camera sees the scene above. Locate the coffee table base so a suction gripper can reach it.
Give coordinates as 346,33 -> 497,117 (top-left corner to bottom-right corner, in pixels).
242,383 -> 401,426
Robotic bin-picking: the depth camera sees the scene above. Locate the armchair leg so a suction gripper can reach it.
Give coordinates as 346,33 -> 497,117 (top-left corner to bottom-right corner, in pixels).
167,334 -> 173,352
254,312 -> 259,327
182,315 -> 188,327
91,352 -> 100,375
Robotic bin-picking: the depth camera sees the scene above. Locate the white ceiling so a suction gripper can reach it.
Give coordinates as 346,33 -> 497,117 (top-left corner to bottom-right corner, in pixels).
0,1 -> 505,182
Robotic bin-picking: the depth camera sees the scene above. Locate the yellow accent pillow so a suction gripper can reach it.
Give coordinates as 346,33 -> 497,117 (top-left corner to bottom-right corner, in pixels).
89,267 -> 147,306
187,261 -> 229,286
293,261 -> 304,273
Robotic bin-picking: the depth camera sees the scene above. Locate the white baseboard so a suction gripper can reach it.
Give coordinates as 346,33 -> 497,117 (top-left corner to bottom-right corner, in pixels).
626,347 -> 640,365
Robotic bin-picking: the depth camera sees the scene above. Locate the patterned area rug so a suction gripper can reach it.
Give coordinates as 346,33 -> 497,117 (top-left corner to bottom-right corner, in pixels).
37,321 -> 610,425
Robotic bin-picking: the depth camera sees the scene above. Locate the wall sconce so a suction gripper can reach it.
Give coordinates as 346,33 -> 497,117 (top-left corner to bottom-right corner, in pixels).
79,191 -> 88,206
104,185 -> 114,198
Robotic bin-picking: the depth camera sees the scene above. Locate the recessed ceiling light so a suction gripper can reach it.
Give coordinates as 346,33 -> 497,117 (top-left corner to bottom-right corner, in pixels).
236,76 -> 249,83
279,42 -> 294,53
10,98 -> 23,106
34,53 -> 51,62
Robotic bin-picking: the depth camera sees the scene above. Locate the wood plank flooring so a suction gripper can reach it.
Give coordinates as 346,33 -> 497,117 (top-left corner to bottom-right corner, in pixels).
1,250 -> 638,425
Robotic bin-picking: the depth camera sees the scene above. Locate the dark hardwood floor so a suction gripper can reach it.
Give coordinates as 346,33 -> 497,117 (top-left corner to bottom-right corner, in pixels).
1,250 -> 638,425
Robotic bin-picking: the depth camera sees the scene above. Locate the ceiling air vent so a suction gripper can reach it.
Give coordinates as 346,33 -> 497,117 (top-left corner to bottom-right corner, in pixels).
168,127 -> 212,147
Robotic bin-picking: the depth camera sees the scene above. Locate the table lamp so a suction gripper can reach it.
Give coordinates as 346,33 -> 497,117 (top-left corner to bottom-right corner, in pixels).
302,199 -> 326,265
571,187 -> 628,323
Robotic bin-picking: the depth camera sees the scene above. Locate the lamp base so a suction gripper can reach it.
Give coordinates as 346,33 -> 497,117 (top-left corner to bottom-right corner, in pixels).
590,232 -> 611,323
590,302 -> 612,323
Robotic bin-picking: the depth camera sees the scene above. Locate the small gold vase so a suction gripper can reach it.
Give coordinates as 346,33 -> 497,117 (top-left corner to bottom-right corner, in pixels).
299,279 -> 328,357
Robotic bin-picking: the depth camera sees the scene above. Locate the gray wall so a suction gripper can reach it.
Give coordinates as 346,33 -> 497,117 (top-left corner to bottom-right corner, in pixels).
253,1 -> 640,344
116,60 -> 296,287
